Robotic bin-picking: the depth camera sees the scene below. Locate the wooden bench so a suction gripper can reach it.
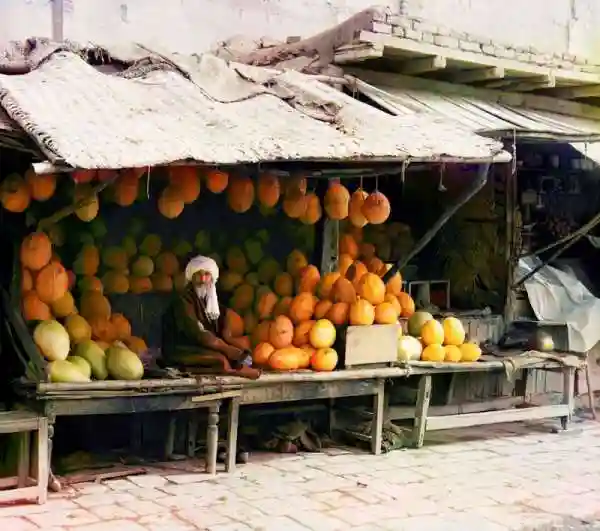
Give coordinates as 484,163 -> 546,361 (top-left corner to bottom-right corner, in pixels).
14,378 -> 242,488
0,410 -> 48,504
204,367 -> 411,470
390,353 -> 584,448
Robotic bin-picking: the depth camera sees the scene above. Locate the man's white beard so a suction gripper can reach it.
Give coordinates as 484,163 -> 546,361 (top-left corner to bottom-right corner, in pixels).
195,283 -> 220,321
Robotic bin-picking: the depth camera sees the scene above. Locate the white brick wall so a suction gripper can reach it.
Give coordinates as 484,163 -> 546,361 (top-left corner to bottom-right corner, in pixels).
0,0 -> 599,61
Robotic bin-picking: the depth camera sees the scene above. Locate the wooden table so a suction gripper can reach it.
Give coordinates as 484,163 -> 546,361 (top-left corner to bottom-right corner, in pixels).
391,354 -> 584,448
14,378 -> 242,489
203,368 -> 411,468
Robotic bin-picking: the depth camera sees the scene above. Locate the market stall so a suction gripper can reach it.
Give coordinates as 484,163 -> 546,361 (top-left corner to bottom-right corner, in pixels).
0,41 -> 513,489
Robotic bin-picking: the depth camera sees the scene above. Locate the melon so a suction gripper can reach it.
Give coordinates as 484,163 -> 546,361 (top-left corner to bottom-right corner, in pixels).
33,320 -> 70,361
397,335 -> 422,362
74,340 -> 108,380
106,346 -> 144,380
407,311 -> 434,337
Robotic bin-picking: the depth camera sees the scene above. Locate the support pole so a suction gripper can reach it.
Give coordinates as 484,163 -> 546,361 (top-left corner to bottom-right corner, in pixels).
383,162 -> 492,283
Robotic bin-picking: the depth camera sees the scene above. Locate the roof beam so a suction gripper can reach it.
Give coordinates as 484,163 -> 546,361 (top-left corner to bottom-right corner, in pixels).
333,43 -> 384,64
550,84 -> 600,100
358,31 -> 600,86
346,66 -> 600,121
398,55 -> 447,75
450,67 -> 505,84
508,75 -> 556,92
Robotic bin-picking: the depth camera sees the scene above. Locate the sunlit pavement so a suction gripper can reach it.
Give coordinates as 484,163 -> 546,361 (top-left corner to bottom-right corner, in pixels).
1,416 -> 600,531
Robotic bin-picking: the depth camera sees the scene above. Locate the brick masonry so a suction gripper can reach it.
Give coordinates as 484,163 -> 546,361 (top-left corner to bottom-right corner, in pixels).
1,417 -> 599,530
369,13 -> 600,73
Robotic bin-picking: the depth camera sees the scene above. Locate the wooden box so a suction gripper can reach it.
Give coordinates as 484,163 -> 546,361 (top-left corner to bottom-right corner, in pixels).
343,324 -> 399,368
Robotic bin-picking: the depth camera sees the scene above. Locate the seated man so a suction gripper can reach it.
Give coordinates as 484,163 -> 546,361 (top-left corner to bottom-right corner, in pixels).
162,255 -> 260,380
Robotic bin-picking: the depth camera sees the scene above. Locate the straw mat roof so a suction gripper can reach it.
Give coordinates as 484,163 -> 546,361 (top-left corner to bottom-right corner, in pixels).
0,45 -> 507,169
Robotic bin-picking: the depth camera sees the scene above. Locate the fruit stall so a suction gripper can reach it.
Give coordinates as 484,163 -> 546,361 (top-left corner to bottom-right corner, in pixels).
1,39 -> 584,490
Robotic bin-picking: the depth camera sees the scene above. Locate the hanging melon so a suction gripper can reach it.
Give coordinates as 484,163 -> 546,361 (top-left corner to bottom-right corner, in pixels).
324,182 -> 350,220
300,193 -> 322,225
227,175 -> 254,213
74,184 -> 99,222
257,173 -> 280,208
113,171 -> 139,206
349,189 -> 368,228
129,276 -> 153,294
339,234 -> 359,260
0,173 -> 30,213
282,193 -> 307,219
362,191 -> 391,225
283,176 -> 307,197
205,169 -> 229,194
158,186 -> 185,219
169,166 -> 201,204
72,170 -> 95,184
35,262 -> 69,304
25,169 -> 56,202
21,269 -> 33,293
20,232 -> 52,271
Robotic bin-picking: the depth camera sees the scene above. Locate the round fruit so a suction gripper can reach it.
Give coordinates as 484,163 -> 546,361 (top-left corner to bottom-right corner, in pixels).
443,317 -> 466,346
444,345 -> 462,362
459,343 -> 482,362
421,320 -> 444,346
349,299 -> 375,326
310,348 -> 338,372
309,319 -> 336,349
421,344 -> 445,362
397,335 -> 422,362
407,311 -> 434,337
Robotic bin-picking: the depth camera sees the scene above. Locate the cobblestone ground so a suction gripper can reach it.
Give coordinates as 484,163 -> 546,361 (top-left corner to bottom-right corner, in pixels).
1,417 -> 600,531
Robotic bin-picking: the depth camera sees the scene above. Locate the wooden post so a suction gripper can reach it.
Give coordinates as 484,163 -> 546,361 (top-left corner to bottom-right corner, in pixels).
51,0 -> 64,41
412,375 -> 432,448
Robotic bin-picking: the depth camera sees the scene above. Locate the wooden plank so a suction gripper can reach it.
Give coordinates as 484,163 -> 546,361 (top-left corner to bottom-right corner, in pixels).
387,396 -> 523,420
209,367 -> 410,387
426,404 -> 569,431
371,379 -> 385,455
550,84 -> 600,100
345,325 -> 398,367
358,31 -> 600,86
451,67 -> 505,84
333,42 -> 384,64
399,55 -> 446,75
411,375 -> 432,448
35,378 -> 201,393
345,67 -> 600,121
240,379 -> 378,405
0,411 -> 42,433
48,394 -> 213,416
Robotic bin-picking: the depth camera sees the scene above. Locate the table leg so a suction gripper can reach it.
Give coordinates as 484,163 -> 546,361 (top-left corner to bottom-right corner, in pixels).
226,397 -> 240,473
47,418 -> 61,492
37,418 -> 48,504
561,367 -> 575,430
18,431 -> 30,488
187,413 -> 199,458
412,375 -> 432,448
584,352 -> 598,421
165,415 -> 176,459
205,402 -> 220,475
370,379 -> 385,455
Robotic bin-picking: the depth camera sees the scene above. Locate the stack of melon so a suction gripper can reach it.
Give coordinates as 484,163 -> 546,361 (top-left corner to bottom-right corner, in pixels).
397,311 -> 482,363
32,319 -> 145,383
217,240 -> 417,372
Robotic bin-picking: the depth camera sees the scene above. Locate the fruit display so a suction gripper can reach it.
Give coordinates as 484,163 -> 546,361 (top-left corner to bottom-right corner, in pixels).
7,162 -> 489,378
398,310 -> 482,363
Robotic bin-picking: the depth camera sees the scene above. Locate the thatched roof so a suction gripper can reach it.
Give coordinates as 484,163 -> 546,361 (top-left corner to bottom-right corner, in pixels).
0,38 -> 507,169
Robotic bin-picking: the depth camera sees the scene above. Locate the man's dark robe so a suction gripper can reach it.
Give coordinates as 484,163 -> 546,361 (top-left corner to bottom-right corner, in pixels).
162,283 -> 260,379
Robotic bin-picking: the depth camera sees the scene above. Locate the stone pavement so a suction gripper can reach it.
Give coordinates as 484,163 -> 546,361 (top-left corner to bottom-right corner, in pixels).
2,418 -> 600,531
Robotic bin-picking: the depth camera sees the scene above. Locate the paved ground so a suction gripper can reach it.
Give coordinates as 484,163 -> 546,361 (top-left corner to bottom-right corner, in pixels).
1,417 -> 600,531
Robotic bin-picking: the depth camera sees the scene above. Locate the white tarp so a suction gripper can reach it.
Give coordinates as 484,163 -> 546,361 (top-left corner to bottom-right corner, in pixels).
516,256 -> 600,353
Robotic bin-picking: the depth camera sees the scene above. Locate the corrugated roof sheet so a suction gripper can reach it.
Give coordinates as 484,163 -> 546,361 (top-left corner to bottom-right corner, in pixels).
0,50 -> 507,169
353,79 -> 600,141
